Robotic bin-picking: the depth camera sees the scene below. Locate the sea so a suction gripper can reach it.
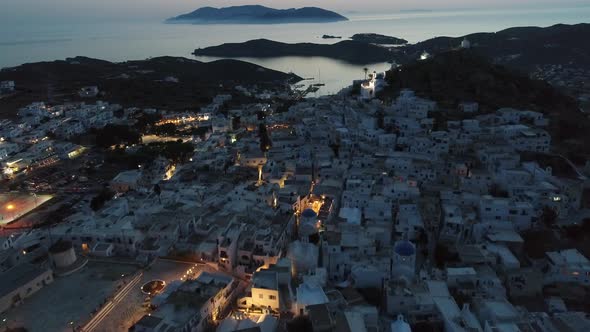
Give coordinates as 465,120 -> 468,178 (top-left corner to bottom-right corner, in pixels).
1,5 -> 589,96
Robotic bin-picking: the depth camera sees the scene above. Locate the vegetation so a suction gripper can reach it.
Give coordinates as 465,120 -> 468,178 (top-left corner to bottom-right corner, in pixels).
258,124 -> 272,152
91,188 -> 115,211
563,219 -> 590,241
540,206 -> 558,227
153,123 -> 178,136
106,141 -> 193,168
189,126 -> 212,141
231,116 -> 241,130
286,316 -> 313,332
136,113 -> 162,132
137,141 -> 194,163
154,184 -> 162,203
93,124 -> 141,148
434,243 -> 459,268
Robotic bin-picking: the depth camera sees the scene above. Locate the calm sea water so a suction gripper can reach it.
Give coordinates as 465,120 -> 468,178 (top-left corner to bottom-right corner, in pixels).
0,6 -> 589,95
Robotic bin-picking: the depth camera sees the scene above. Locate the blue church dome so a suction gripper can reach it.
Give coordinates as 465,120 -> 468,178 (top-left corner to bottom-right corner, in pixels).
301,208 -> 317,218
394,241 -> 415,256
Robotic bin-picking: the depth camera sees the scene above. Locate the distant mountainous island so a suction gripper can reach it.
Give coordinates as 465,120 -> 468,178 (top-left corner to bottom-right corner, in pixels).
167,5 -> 348,24
193,39 -> 392,64
350,33 -> 408,45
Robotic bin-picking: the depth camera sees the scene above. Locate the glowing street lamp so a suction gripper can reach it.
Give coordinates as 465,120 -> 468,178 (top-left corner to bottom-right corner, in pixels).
5,204 -> 14,211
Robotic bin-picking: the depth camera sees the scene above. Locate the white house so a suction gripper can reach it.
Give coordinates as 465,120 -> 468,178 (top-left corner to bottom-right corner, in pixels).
0,264 -> 54,314
545,249 -> 590,286
0,81 -> 15,94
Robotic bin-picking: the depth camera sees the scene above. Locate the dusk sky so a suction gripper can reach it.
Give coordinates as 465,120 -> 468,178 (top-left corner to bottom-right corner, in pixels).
1,0 -> 588,22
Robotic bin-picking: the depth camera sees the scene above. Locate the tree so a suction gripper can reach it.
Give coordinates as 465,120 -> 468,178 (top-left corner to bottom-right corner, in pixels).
153,123 -> 177,136
94,124 -> 141,148
376,109 -> 385,129
258,124 -> 271,153
540,206 -> 558,227
231,116 -> 241,130
154,184 -> 161,204
489,183 -> 509,198
287,316 -> 313,332
135,113 -> 162,132
90,188 -> 114,212
434,243 -> 458,268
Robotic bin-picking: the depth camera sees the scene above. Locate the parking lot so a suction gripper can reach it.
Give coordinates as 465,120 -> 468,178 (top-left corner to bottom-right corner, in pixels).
0,192 -> 53,225
3,261 -> 139,332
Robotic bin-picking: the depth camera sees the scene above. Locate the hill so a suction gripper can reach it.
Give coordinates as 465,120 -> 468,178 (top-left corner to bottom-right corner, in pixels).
400,23 -> 590,71
167,5 -> 348,24
0,56 -> 300,117
193,39 -> 393,64
383,50 -> 590,158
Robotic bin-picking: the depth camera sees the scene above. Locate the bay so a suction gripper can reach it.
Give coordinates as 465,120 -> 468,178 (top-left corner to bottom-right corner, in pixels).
0,6 -> 588,96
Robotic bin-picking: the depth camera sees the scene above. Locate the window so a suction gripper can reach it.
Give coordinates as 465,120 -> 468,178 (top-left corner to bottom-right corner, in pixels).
269,295 -> 277,300
259,294 -> 264,299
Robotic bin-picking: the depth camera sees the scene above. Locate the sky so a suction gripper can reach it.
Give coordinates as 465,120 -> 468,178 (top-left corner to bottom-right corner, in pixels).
1,0 -> 588,22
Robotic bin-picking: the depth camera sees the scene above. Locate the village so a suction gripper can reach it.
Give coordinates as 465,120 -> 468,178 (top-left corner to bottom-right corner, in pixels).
0,67 -> 590,332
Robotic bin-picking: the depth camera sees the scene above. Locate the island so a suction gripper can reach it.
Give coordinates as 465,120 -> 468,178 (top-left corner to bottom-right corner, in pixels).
189,23 -> 590,86
193,39 -> 393,64
167,5 -> 348,24
322,35 -> 342,39
350,33 -> 408,45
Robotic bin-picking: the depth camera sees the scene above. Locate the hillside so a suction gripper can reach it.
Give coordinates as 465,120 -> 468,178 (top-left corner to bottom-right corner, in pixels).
193,39 -> 393,64
401,23 -> 590,71
383,50 -> 590,157
167,5 -> 348,24
0,56 -> 300,117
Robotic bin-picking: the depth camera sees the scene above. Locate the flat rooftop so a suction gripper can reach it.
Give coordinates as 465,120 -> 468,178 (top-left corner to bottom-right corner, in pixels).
0,264 -> 50,298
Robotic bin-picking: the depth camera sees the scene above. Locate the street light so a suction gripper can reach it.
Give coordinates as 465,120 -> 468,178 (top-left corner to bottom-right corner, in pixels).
5,204 -> 14,211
